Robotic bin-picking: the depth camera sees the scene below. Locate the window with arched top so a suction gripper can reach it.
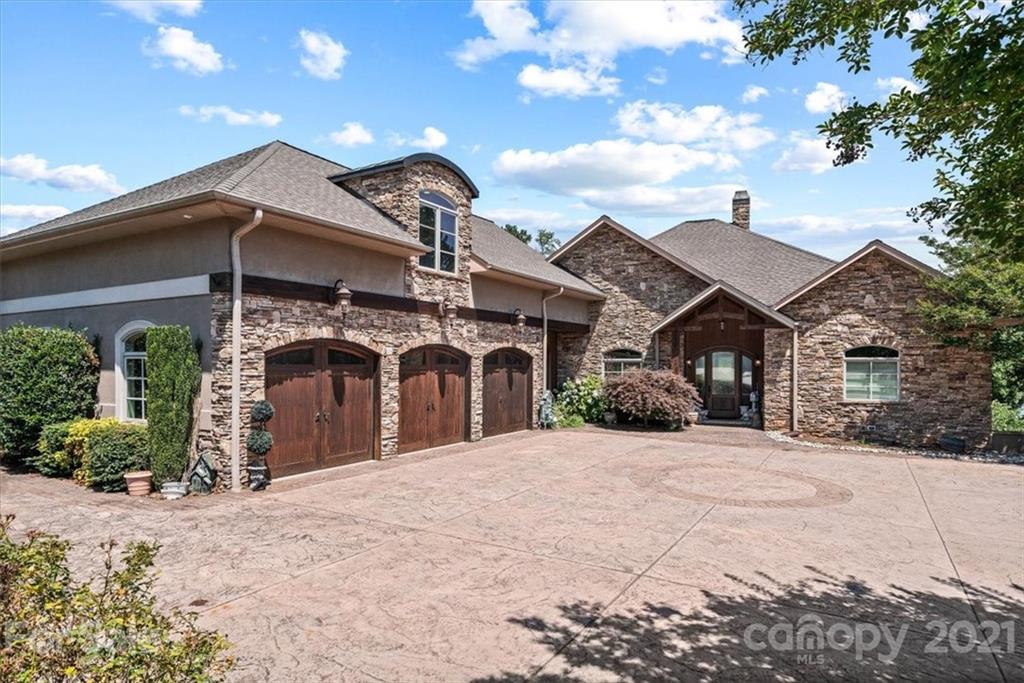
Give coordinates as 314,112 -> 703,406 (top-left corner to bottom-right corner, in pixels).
844,346 -> 899,402
603,349 -> 643,377
115,320 -> 154,420
418,190 -> 458,273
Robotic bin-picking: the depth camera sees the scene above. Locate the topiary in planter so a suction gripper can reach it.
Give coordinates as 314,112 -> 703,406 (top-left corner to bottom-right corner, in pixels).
604,369 -> 701,428
250,400 -> 275,424
245,429 -> 273,456
0,325 -> 99,464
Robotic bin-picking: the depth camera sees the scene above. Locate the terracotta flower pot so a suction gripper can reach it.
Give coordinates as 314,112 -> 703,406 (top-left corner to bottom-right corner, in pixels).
124,470 -> 152,497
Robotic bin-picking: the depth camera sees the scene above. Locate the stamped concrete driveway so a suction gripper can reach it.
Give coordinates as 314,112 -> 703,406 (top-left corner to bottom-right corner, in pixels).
3,427 -> 1022,681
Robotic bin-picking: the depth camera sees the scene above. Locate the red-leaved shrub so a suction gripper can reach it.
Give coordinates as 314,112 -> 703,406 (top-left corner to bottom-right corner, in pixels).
604,369 -> 701,426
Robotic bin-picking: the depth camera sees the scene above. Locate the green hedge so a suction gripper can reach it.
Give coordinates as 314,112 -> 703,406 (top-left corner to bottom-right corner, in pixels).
28,421 -> 76,477
146,326 -> 201,486
0,325 -> 99,464
84,422 -> 149,492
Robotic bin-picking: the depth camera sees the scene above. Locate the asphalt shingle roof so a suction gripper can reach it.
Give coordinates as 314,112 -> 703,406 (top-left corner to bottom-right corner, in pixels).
4,141 -> 421,249
650,219 -> 834,305
471,216 -> 603,297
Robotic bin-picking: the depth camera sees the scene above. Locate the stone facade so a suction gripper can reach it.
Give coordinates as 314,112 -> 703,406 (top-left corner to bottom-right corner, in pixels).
340,161 -> 475,306
764,251 -> 991,447
204,291 -> 543,484
556,223 -> 707,379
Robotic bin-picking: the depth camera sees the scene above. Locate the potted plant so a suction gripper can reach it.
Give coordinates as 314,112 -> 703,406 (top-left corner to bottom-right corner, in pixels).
246,400 -> 274,491
124,470 -> 153,497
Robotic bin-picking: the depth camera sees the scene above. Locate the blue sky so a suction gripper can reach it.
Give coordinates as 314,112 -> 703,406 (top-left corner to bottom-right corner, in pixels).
0,1 -> 941,264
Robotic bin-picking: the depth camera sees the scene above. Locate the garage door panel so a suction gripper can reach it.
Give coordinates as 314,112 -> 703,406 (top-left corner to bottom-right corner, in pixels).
483,350 -> 531,438
266,369 -> 319,477
321,367 -> 374,467
399,347 -> 467,454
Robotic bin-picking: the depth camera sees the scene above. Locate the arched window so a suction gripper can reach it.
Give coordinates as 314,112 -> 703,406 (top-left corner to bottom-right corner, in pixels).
844,346 -> 899,402
418,190 -> 458,274
115,321 -> 154,420
603,349 -> 643,377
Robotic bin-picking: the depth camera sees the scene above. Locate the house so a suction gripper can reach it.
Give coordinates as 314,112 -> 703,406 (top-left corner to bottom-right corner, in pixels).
0,141 -> 991,489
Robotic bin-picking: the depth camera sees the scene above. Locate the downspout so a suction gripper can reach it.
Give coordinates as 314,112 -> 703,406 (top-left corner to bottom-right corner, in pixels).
230,208 -> 264,492
541,287 -> 565,390
791,324 -> 799,433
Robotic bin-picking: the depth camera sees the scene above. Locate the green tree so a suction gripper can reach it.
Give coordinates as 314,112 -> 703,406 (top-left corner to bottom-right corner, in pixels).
146,326 -> 202,486
736,0 -> 1024,256
536,228 -> 562,256
916,236 -> 1024,414
503,223 -> 532,245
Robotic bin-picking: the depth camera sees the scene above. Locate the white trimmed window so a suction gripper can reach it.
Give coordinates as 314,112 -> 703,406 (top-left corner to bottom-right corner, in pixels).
603,349 -> 643,377
418,190 -> 458,274
115,321 -> 154,421
844,346 -> 899,402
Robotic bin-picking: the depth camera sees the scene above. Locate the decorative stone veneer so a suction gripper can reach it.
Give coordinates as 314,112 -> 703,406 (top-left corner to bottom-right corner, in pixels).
764,251 -> 991,447
340,162 -> 475,306
205,291 -> 543,485
556,224 -> 707,379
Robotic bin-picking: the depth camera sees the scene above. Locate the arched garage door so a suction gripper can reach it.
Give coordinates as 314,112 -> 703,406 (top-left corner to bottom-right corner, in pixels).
483,348 -> 532,437
264,340 -> 377,477
398,346 -> 468,454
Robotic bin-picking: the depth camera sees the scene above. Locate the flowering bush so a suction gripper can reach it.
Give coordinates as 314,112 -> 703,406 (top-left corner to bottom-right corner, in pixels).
554,375 -> 606,424
604,370 -> 701,427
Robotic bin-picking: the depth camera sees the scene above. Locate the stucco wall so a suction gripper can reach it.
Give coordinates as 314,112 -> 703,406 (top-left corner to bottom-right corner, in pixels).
468,276 -> 590,324
244,227 -> 406,296
765,251 -> 991,447
0,295 -> 214,430
1,219 -> 230,299
555,224 -> 708,378
205,291 -> 544,483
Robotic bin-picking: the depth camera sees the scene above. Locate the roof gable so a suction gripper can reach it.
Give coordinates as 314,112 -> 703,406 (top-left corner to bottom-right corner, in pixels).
330,153 -> 480,198
774,240 -> 943,309
652,280 -> 796,334
549,215 -> 713,284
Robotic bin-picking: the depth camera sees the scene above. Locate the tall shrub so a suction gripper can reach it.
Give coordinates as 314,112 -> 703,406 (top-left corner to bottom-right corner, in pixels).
604,369 -> 701,427
146,326 -> 201,486
0,325 -> 99,464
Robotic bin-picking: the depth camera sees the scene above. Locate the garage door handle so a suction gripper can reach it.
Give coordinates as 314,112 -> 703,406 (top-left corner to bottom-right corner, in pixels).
314,411 -> 321,422
323,412 -> 330,424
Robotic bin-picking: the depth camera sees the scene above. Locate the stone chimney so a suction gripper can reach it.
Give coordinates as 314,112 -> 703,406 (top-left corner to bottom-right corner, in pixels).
732,190 -> 750,230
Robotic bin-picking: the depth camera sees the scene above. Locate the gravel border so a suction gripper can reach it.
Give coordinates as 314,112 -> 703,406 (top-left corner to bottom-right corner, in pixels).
765,431 -> 1024,466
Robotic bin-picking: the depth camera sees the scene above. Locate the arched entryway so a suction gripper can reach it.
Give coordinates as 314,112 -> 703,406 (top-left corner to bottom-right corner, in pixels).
264,340 -> 378,477
691,347 -> 758,419
482,348 -> 532,437
398,345 -> 469,453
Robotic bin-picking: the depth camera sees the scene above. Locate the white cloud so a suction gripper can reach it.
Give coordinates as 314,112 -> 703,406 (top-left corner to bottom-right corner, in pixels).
771,135 -> 837,175
576,183 -> 744,217
804,81 -> 846,114
0,153 -> 124,194
391,126 -> 448,151
178,105 -> 282,127
143,26 -> 223,75
454,1 -> 744,97
483,207 -> 582,230
614,100 -> 775,152
0,204 -> 71,235
517,63 -> 620,98
741,85 -> 769,103
875,76 -> 922,95
645,66 -> 668,85
106,0 -> 201,23
328,122 -> 374,147
906,10 -> 930,31
297,29 -> 347,80
494,138 -> 732,194
760,207 -> 917,236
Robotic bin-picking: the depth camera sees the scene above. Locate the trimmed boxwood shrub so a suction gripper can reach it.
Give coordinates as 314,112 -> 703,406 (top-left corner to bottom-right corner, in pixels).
0,325 -> 99,464
604,369 -> 701,427
146,326 -> 201,486
69,417 -> 121,484
84,422 -> 149,492
28,421 -> 76,477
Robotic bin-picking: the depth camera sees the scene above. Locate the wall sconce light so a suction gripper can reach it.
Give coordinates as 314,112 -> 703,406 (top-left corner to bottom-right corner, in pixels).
685,358 -> 692,366
719,320 -> 725,332
513,308 -> 526,328
330,279 -> 352,310
754,359 -> 762,367
439,298 -> 458,320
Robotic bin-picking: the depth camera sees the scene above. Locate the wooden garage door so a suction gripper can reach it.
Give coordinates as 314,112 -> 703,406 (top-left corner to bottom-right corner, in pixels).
265,341 -> 376,477
483,349 -> 531,437
398,347 -> 467,454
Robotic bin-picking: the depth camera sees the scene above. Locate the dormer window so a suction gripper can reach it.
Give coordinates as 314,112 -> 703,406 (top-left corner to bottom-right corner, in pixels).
418,190 -> 457,274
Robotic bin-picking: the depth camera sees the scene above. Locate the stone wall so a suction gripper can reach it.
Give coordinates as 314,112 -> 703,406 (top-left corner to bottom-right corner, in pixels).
340,161 -> 475,306
765,251 -> 991,447
205,291 -> 543,484
555,224 -> 707,378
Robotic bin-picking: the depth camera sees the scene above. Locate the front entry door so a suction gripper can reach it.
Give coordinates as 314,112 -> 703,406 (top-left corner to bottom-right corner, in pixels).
265,341 -> 376,477
708,350 -> 738,418
398,347 -> 467,453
